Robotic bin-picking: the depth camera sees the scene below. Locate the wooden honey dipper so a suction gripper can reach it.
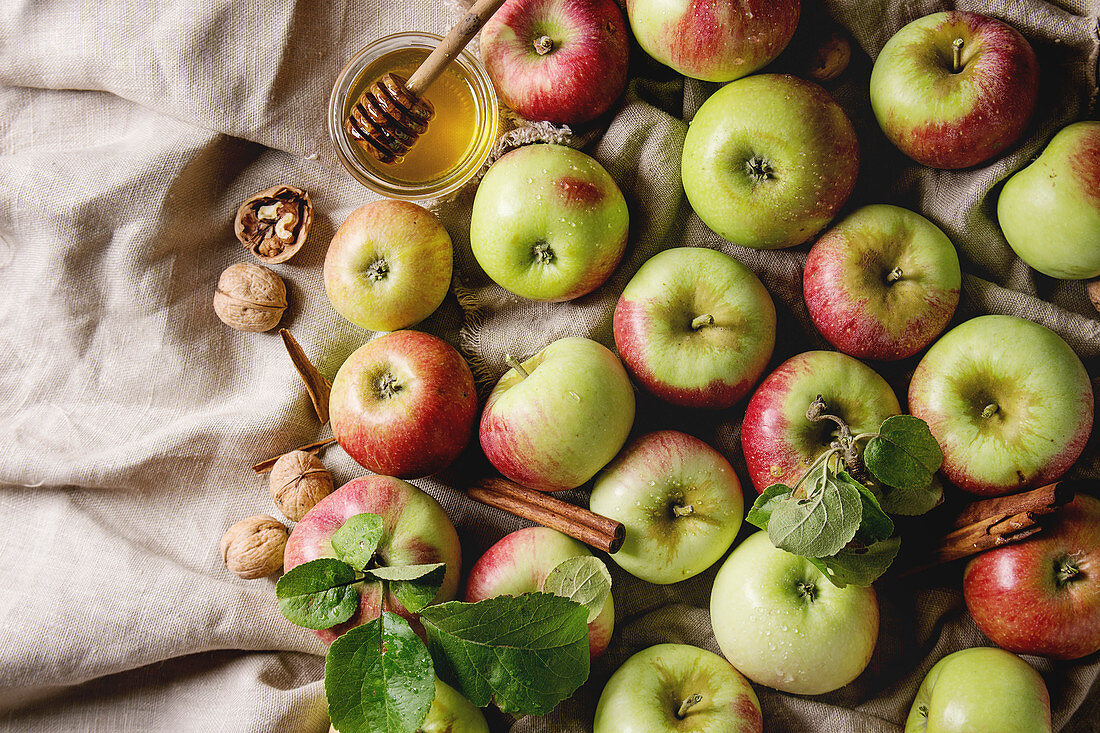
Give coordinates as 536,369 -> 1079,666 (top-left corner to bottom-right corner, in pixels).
346,0 -> 509,164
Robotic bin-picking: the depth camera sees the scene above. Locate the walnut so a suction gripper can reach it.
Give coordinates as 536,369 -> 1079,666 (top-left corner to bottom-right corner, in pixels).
220,515 -> 288,579
269,450 -> 333,521
213,262 -> 287,332
234,185 -> 313,264
1089,279 -> 1100,314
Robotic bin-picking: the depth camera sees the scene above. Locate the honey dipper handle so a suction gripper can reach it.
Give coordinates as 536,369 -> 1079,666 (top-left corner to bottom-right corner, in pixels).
406,0 -> 509,97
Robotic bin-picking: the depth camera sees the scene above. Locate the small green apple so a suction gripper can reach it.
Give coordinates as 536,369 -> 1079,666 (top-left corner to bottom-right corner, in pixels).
328,677 -> 488,733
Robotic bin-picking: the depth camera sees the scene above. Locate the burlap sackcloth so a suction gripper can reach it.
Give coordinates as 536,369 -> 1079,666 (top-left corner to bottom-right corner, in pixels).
0,0 -> 1097,730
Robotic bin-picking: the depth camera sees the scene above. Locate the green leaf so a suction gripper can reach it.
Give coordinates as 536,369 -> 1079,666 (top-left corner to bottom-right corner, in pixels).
542,556 -> 612,624
325,611 -> 434,733
880,476 -> 945,516
420,593 -> 590,716
366,563 -> 448,614
275,558 -> 360,630
835,472 -> 894,544
807,537 -> 902,588
768,463 -> 862,558
864,415 -> 943,491
331,513 -> 384,570
746,484 -> 793,531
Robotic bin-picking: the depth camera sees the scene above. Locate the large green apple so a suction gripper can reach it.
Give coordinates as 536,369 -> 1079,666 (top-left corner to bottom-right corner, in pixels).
681,74 -> 858,249
909,315 -> 1093,496
998,121 -> 1100,279
710,531 -> 879,695
904,647 -> 1051,732
470,144 -> 628,301
593,643 -> 762,733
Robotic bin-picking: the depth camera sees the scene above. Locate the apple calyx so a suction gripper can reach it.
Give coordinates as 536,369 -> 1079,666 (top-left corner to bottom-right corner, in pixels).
671,503 -> 695,518
952,38 -> 964,73
691,314 -> 715,330
504,353 -> 530,379
533,34 -> 554,55
796,579 -> 818,602
376,371 -> 403,399
744,156 -> 774,184
365,258 -> 390,282
980,403 -> 1000,419
806,395 -> 871,484
532,239 -> 555,265
886,266 -> 904,284
1054,555 -> 1084,588
675,693 -> 704,719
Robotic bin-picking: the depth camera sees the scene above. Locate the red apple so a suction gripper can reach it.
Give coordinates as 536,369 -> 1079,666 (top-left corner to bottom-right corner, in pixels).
464,526 -> 614,656
284,476 -> 462,644
330,330 -> 478,479
480,0 -> 629,125
963,493 -> 1100,660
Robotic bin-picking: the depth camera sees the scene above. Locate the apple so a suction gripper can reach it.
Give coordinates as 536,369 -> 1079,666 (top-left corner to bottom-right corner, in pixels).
803,204 -> 961,361
625,0 -> 799,82
480,0 -> 629,125
463,526 -> 615,656
741,350 -> 901,493
999,120 -> 1100,279
470,144 -> 628,301
330,330 -> 478,479
681,74 -> 859,249
590,430 -> 744,584
329,677 -> 488,733
613,246 -> 776,409
908,315 -> 1093,496
284,476 -> 462,644
324,200 -> 452,332
710,531 -> 879,695
593,643 -> 762,733
904,647 -> 1051,732
869,11 -> 1039,169
963,493 -> 1100,660
480,336 -> 635,492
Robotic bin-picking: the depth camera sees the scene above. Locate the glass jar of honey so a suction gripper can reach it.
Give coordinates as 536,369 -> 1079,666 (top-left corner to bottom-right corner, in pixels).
328,32 -> 500,200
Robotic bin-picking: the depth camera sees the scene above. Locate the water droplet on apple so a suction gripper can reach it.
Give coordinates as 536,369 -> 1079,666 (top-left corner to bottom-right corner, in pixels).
567,390 -> 580,401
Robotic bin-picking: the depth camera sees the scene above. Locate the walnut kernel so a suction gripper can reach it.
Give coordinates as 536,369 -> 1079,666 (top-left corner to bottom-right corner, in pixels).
221,515 -> 288,579
234,185 -> 313,264
270,450 -> 333,522
213,262 -> 287,332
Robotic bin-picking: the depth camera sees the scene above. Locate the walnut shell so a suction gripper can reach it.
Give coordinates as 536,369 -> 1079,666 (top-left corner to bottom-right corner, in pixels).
270,450 -> 333,522
221,515 -> 288,579
234,185 -> 313,264
213,262 -> 287,332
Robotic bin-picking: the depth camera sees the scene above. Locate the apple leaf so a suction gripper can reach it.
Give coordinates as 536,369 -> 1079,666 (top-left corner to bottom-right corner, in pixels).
880,476 -> 945,516
419,593 -> 590,716
325,611 -> 434,733
276,558 -> 360,630
542,556 -> 612,624
331,513 -> 384,570
746,484 -> 793,531
365,563 -> 447,614
768,463 -> 862,558
807,537 -> 902,588
864,416 -> 943,492
836,472 -> 894,545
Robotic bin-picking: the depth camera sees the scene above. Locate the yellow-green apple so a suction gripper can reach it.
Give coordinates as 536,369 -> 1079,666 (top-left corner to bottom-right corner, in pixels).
613,247 -> 776,409
330,330 -> 478,479
284,476 -> 462,644
803,204 -> 961,361
963,493 -> 1100,660
682,74 -> 859,249
908,315 -> 1093,496
904,647 -> 1051,732
480,336 -> 635,492
869,11 -> 1039,170
328,677 -> 488,733
324,201 -> 452,332
590,430 -> 744,584
710,531 -> 879,695
480,0 -> 629,125
741,351 -> 900,493
463,526 -> 615,656
625,0 -> 799,82
470,144 -> 628,301
592,643 -> 762,733
998,121 -> 1100,279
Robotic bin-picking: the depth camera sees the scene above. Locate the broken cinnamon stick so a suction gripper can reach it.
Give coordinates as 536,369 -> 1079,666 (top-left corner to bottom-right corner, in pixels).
252,436 -> 337,474
280,328 -> 331,424
468,477 -> 625,554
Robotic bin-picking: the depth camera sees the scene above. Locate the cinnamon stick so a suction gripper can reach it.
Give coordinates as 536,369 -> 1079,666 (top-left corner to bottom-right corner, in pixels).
467,477 -> 625,554
252,436 -> 337,474
280,328 -> 331,424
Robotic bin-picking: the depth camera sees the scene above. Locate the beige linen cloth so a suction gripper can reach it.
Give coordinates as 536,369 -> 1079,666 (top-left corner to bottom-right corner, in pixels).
0,0 -> 1098,730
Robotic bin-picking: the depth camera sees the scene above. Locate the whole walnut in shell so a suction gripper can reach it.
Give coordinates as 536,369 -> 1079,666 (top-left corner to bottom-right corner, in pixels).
269,450 -> 333,522
221,515 -> 288,579
213,262 -> 287,332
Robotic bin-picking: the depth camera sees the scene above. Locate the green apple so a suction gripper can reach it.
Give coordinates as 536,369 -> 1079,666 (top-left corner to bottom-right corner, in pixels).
591,430 -> 745,584
710,531 -> 879,695
328,677 -> 488,733
998,121 -> 1100,279
905,647 -> 1051,732
593,643 -> 762,733
681,74 -> 859,249
470,143 -> 628,301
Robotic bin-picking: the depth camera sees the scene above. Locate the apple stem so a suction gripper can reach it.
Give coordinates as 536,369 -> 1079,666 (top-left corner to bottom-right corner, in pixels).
805,395 -> 871,484
533,35 -> 554,55
676,694 -> 703,719
952,38 -> 964,73
886,267 -> 903,283
981,403 -> 999,419
691,314 -> 714,330
672,503 -> 695,518
504,353 -> 530,379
